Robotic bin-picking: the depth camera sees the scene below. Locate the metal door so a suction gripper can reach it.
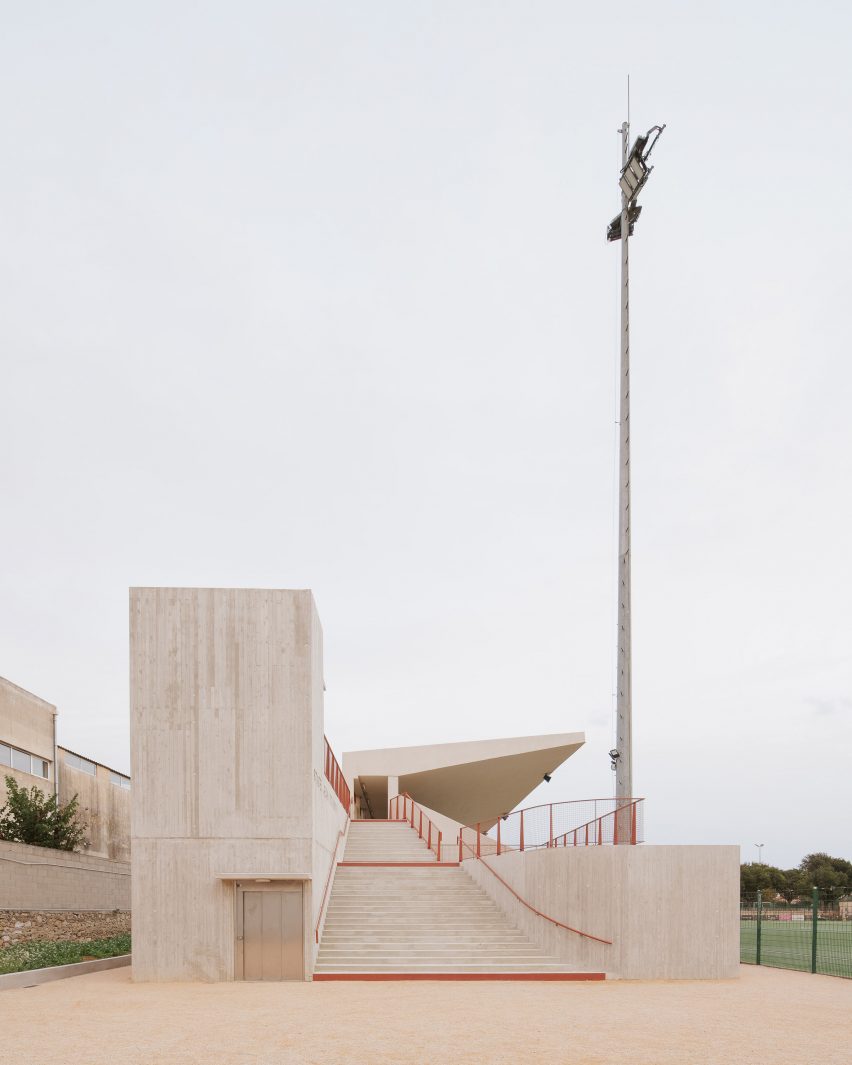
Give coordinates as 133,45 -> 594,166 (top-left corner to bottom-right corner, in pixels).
237,882 -> 303,981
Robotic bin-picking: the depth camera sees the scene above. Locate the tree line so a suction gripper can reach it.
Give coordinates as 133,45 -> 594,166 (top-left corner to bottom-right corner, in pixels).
741,853 -> 852,902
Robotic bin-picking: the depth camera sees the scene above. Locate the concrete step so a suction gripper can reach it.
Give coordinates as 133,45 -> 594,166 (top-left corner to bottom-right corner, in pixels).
327,885 -> 492,893
342,846 -> 433,851
320,927 -> 529,937
343,841 -> 433,846
327,898 -> 504,906
328,888 -> 492,893
328,886 -> 486,893
329,888 -> 485,894
318,949 -> 550,959
324,920 -> 509,928
317,819 -> 568,977
314,963 -> 583,973
329,884 -> 481,890
342,853 -> 437,861
326,912 -> 507,920
342,826 -> 437,864
324,921 -> 510,928
323,916 -> 515,924
330,877 -> 472,886
328,906 -> 500,912
325,906 -> 506,913
326,910 -> 503,917
332,871 -> 472,877
330,877 -> 472,883
329,880 -> 482,888
320,939 -> 530,949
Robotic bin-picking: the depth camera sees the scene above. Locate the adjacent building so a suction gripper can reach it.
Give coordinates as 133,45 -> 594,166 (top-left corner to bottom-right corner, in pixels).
0,675 -> 130,861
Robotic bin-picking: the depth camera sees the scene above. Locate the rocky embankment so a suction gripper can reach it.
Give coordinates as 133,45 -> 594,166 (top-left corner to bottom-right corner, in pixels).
0,910 -> 130,947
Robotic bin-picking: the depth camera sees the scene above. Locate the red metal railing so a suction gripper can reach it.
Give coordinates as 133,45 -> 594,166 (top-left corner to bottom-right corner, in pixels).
388,792 -> 444,863
458,797 -> 644,859
323,736 -> 351,813
553,800 -> 642,848
314,820 -> 349,943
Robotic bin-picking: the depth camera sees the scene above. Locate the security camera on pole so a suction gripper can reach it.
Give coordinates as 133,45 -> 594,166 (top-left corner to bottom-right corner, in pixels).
606,118 -> 664,839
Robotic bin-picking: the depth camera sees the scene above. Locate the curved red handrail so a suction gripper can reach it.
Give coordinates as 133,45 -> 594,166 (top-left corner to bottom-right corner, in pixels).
500,796 -> 645,816
458,836 -> 612,945
315,819 -> 349,943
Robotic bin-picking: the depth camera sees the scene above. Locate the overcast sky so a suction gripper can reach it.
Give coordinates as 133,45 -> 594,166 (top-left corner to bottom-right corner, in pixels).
2,2 -> 850,870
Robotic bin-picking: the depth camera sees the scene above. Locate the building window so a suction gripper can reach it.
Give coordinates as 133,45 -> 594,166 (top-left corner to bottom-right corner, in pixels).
64,752 -> 96,776
109,771 -> 131,790
0,742 -> 50,779
11,748 -> 30,772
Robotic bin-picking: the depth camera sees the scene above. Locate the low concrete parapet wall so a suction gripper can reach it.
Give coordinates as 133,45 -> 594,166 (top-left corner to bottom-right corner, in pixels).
461,844 -> 740,979
0,953 -> 131,992
0,840 -> 130,911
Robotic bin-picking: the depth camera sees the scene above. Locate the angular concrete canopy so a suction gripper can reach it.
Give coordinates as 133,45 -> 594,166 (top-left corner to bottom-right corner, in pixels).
343,732 -> 584,830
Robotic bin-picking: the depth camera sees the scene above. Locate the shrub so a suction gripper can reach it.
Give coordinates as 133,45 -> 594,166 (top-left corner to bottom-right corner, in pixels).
0,775 -> 89,851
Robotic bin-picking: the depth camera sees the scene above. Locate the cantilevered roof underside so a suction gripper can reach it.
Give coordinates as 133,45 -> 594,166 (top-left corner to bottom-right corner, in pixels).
344,732 -> 584,830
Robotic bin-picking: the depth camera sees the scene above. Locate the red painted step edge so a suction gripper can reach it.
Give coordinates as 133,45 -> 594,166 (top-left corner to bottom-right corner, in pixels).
313,972 -> 606,982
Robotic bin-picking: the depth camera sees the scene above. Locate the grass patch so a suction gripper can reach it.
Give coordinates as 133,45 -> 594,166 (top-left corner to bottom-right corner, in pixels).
0,934 -> 131,975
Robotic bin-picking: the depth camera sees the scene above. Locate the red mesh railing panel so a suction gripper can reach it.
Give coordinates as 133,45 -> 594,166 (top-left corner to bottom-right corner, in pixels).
323,736 -> 350,813
458,798 -> 644,859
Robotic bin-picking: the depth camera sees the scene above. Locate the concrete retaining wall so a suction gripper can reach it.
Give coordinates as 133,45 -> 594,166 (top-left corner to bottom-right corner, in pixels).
461,844 -> 740,979
0,840 -> 130,911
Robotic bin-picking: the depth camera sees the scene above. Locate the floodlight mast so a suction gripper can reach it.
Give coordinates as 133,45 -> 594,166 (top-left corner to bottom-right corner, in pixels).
615,119 -> 633,825
608,119 -> 664,839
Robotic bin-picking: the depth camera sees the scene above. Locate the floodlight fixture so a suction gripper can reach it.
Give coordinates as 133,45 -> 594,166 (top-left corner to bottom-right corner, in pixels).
618,125 -> 666,205
619,153 -> 649,201
543,772 -> 552,783
607,204 -> 642,243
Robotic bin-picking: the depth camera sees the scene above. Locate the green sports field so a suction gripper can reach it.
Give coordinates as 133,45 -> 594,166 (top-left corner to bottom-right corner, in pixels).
741,919 -> 852,978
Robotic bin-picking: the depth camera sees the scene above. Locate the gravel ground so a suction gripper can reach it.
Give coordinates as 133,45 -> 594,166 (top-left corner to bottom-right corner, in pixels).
2,964 -> 849,1065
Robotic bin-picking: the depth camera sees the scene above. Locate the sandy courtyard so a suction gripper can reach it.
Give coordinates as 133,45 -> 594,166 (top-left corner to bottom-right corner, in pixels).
2,965 -> 849,1065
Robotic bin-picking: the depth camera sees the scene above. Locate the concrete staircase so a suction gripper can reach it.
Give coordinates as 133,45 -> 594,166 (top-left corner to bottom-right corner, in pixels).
338,819 -> 438,864
315,819 -> 598,978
